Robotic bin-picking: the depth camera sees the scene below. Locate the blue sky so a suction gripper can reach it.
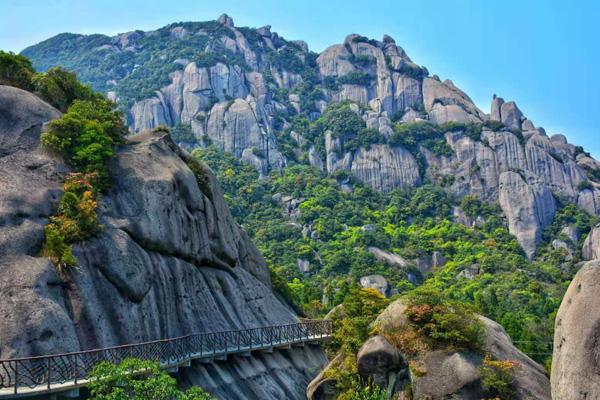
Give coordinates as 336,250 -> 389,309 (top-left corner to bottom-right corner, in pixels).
1,0 -> 599,157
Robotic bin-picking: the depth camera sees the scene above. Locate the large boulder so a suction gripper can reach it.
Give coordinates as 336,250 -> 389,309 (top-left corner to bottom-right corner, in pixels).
498,172 -> 556,259
357,335 -> 406,388
307,354 -> 342,400
359,275 -> 390,297
422,77 -> 486,123
373,300 -> 551,400
582,224 -> 600,260
0,85 -> 64,260
551,260 -> 600,399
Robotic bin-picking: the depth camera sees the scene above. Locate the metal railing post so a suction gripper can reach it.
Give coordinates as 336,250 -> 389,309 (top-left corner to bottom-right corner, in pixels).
14,361 -> 18,395
47,357 -> 51,390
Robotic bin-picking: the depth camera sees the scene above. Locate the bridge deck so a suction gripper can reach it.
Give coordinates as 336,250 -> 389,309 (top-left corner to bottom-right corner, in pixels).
0,320 -> 331,398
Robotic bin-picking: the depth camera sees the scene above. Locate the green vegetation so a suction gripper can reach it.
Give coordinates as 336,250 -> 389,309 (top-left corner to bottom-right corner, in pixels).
40,95 -> 126,270
32,67 -> 99,111
42,173 -> 101,270
88,358 -> 214,400
337,72 -> 375,86
192,141 -> 595,369
2,54 -> 130,272
325,288 -> 389,398
0,50 -> 35,90
0,51 -> 99,111
381,288 -> 483,357
21,22 -> 237,106
390,121 -> 453,157
170,123 -> 197,144
41,98 -> 127,186
478,356 -> 518,400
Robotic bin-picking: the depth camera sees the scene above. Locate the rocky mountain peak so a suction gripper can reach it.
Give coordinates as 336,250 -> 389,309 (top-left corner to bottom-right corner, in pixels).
20,18 -> 600,259
217,13 -> 235,28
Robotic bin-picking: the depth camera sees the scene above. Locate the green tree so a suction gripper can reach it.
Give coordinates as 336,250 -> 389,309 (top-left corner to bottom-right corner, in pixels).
32,67 -> 99,111
88,358 -> 214,400
41,98 -> 126,187
0,50 -> 35,90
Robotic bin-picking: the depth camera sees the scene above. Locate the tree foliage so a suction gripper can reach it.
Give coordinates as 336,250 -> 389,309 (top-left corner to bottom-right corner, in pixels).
0,50 -> 35,90
88,358 -> 214,400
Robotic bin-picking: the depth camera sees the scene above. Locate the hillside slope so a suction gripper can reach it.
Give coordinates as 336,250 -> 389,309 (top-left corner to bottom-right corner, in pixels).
22,14 -> 600,260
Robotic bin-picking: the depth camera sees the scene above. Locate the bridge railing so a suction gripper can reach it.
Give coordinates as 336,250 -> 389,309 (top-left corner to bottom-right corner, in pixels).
0,319 -> 331,395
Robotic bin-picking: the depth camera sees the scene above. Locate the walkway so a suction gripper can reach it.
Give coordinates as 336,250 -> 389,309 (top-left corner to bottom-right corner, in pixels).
0,320 -> 332,398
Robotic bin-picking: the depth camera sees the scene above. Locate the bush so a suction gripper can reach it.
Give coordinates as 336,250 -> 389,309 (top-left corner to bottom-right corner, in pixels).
88,358 -> 214,400
337,72 -> 375,86
384,288 -> 484,354
0,50 -> 35,90
578,180 -> 593,191
390,121 -> 451,157
337,377 -> 387,400
310,102 -> 366,141
32,67 -> 99,111
330,288 -> 389,355
42,173 -> 101,271
344,128 -> 385,152
186,158 -> 213,199
170,123 -> 196,144
41,98 -> 126,187
478,355 -> 518,399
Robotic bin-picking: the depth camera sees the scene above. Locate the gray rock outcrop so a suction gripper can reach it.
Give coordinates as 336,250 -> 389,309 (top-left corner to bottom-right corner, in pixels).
373,299 -> 551,400
582,224 -> 600,260
21,19 -> 600,258
357,335 -> 405,388
359,275 -> 389,297
499,172 -> 556,259
0,87 -> 326,399
552,260 -> 600,399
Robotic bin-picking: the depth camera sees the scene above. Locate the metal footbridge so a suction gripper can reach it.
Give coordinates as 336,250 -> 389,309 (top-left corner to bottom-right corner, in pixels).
0,320 -> 332,398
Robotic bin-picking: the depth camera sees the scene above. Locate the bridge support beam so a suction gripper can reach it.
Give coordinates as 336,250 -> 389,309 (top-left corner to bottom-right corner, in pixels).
261,346 -> 274,353
56,388 -> 79,399
214,354 -> 227,361
193,357 -> 214,365
165,366 -> 179,373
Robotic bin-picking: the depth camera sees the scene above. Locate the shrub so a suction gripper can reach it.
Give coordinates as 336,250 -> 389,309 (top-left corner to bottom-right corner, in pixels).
308,102 -> 366,142
578,180 -> 594,191
88,358 -> 214,400
483,120 -> 505,132
330,288 -> 389,355
41,98 -> 126,188
337,377 -> 387,400
0,50 -> 35,90
337,72 -> 375,86
344,128 -> 385,152
478,355 -> 518,400
383,288 -> 484,354
390,121 -> 451,157
170,123 -> 196,144
32,67 -> 99,111
42,173 -> 101,271
186,158 -> 213,199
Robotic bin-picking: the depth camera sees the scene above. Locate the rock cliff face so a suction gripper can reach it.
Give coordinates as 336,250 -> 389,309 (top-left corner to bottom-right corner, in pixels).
22,14 -> 600,258
551,260 -> 600,399
371,300 -> 551,400
0,85 -> 326,399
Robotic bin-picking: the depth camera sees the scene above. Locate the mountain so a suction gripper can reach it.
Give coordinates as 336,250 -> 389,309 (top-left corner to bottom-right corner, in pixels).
14,13 -> 600,398
0,84 -> 326,399
22,14 -> 600,261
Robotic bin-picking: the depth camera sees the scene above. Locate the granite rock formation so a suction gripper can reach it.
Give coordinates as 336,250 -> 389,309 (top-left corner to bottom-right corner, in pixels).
551,260 -> 600,399
0,85 -> 326,399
